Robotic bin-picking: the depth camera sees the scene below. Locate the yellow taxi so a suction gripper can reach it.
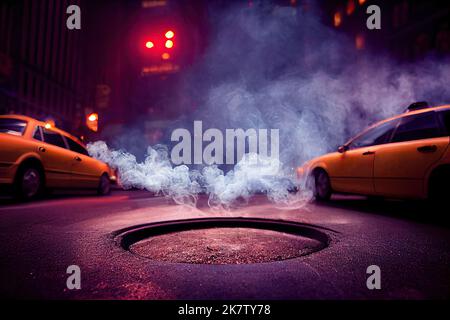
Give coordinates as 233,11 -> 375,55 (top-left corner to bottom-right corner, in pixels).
298,102 -> 450,201
0,115 -> 116,200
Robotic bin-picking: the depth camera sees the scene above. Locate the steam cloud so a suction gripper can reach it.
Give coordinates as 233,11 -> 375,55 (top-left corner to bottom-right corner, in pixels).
88,2 -> 450,207
88,141 -> 305,208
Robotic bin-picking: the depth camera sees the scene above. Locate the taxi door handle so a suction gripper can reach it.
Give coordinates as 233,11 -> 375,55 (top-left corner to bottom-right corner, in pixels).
38,146 -> 46,152
362,151 -> 375,156
417,145 -> 437,153
74,156 -> 82,162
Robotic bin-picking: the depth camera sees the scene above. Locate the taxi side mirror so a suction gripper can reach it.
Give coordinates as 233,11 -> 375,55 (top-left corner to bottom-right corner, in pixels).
338,145 -> 348,153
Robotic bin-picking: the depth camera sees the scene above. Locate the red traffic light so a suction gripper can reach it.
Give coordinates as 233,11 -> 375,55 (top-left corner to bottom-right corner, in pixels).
165,40 -> 174,49
165,30 -> 174,39
145,41 -> 154,49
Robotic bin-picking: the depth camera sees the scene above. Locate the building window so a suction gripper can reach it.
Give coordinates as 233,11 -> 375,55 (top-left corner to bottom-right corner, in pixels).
414,33 -> 430,58
334,11 -> 343,27
355,34 -> 365,50
436,23 -> 450,54
346,0 -> 355,16
21,69 -> 28,97
400,1 -> 409,25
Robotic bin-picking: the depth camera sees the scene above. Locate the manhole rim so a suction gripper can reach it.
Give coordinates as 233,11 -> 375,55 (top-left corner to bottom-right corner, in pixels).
113,217 -> 336,265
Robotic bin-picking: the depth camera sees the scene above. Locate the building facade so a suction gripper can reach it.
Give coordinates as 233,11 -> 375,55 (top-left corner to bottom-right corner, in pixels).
0,0 -> 132,139
0,0 -> 85,133
323,0 -> 450,60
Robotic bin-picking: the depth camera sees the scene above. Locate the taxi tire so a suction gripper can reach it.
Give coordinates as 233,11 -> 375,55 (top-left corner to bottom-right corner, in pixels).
14,162 -> 45,201
313,169 -> 332,201
97,174 -> 111,196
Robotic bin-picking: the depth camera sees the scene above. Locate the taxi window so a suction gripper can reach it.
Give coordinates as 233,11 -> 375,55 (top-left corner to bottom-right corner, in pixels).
438,110 -> 450,135
66,137 -> 89,156
392,112 -> 442,143
0,118 -> 27,136
42,128 -> 67,149
349,119 -> 399,149
33,126 -> 43,141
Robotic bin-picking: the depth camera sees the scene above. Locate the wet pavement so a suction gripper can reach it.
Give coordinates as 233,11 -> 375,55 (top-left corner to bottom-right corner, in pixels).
0,190 -> 449,299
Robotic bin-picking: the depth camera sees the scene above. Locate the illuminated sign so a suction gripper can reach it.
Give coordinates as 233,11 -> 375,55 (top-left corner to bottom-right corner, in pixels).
141,63 -> 180,75
141,0 -> 167,9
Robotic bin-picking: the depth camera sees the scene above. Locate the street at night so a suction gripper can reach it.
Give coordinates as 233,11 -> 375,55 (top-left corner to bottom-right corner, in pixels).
1,0 -> 450,313
1,191 -> 449,300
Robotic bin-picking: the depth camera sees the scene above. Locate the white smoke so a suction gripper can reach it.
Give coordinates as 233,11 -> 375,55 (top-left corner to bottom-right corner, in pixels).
87,141 -> 200,206
87,141 -> 305,208
202,153 -> 299,208
91,2 -> 450,207
175,3 -> 450,166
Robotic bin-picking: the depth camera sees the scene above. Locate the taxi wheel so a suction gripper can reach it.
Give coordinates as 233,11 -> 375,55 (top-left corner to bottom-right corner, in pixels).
14,164 -> 44,200
97,174 -> 111,196
314,169 -> 332,201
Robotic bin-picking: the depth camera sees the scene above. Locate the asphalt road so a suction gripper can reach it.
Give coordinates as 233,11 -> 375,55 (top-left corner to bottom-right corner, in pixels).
0,190 -> 449,300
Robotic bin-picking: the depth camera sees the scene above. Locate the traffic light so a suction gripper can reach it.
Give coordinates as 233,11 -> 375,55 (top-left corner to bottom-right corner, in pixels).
165,39 -> 173,49
139,28 -> 180,75
165,30 -> 174,39
86,113 -> 99,132
142,30 -> 175,55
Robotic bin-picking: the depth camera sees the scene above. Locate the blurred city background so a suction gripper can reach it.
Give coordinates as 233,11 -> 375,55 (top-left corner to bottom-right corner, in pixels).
0,0 -> 449,144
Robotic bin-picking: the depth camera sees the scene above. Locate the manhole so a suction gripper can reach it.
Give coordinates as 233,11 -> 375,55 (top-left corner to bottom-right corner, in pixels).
114,218 -> 332,265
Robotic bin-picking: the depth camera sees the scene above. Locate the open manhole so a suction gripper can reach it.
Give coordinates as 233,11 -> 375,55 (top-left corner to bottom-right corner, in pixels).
114,218 -> 332,265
